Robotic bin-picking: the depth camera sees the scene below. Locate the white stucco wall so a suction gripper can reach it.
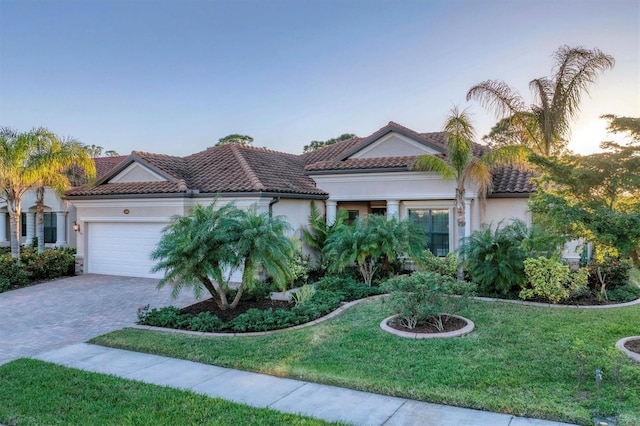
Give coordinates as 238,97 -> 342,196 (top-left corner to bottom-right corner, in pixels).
481,197 -> 531,228
351,134 -> 440,159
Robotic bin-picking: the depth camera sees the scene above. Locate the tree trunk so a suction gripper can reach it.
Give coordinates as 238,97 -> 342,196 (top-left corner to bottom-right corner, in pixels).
231,259 -> 252,309
7,200 -> 21,261
455,185 -> 466,281
36,186 -> 45,253
198,273 -> 229,310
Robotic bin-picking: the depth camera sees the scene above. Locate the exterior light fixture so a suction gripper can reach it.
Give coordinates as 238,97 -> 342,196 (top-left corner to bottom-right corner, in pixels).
72,222 -> 80,232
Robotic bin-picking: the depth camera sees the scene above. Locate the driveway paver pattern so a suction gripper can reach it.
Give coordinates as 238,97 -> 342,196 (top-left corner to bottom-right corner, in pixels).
0,274 -> 198,365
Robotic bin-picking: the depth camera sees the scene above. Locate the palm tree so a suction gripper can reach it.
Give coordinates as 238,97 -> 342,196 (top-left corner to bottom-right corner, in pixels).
467,45 -> 614,156
31,132 -> 96,252
152,201 -> 244,310
411,107 -> 529,279
301,200 -> 347,270
233,207 -> 295,304
0,128 -> 52,259
324,214 -> 425,286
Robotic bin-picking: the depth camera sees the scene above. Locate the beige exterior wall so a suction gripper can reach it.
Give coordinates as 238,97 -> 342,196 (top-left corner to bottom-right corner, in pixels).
481,197 -> 531,228
350,134 -> 439,159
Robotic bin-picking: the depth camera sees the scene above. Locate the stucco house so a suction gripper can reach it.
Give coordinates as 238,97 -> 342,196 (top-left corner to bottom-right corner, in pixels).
61,121 -> 535,279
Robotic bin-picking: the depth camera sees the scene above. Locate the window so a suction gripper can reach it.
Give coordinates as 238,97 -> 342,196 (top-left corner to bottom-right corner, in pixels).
19,212 -> 57,243
44,212 -> 57,244
408,209 -> 449,256
345,210 -> 359,225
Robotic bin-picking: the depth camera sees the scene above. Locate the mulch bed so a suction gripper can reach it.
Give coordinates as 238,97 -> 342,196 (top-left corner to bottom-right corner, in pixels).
387,315 -> 467,334
624,338 -> 640,355
180,298 -> 292,322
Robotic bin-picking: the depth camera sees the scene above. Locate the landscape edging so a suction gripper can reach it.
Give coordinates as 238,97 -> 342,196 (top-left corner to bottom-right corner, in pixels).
471,295 -> 640,309
380,314 -> 475,339
616,336 -> 640,363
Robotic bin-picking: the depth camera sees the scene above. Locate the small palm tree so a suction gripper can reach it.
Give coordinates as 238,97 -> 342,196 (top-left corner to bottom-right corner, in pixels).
233,207 -> 295,304
467,45 -> 614,156
324,214 -> 425,286
151,202 -> 244,310
301,200 -> 347,270
412,107 -> 529,279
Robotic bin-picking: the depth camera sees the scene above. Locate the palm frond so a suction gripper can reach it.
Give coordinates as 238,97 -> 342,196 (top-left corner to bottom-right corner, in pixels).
466,80 -> 525,119
411,155 -> 456,179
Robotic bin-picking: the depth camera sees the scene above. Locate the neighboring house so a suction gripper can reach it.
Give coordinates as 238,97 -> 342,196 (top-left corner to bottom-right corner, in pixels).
63,121 -> 536,279
0,156 -> 127,252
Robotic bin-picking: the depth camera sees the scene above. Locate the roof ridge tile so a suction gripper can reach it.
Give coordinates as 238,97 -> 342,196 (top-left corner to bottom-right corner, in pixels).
229,144 -> 266,190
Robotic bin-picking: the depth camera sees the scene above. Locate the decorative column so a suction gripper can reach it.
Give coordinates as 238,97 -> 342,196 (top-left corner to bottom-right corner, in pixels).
386,200 -> 399,219
464,199 -> 472,240
55,211 -> 67,246
0,212 -> 7,244
25,212 -> 35,245
325,200 -> 337,225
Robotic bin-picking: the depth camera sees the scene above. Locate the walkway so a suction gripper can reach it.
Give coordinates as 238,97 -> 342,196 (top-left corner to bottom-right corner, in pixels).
34,343 -> 577,426
0,274 -> 198,365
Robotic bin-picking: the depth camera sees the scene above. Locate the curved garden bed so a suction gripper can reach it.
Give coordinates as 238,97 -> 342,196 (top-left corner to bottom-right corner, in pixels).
380,313 -> 474,339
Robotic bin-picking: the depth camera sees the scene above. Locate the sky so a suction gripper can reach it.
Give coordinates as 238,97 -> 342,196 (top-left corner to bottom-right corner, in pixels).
1,0 -> 638,157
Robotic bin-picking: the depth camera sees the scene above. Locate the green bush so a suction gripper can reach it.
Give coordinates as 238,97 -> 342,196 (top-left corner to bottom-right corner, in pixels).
21,248 -> 75,280
289,284 -> 316,306
382,272 -> 473,331
0,254 -> 30,290
519,257 -> 588,304
459,219 -> 559,296
315,275 -> 386,301
187,312 -> 228,332
0,277 -> 10,292
416,250 -> 459,278
607,284 -> 640,302
587,257 -> 631,291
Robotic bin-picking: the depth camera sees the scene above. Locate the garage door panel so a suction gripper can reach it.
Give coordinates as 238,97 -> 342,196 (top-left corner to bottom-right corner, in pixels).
87,222 -> 166,278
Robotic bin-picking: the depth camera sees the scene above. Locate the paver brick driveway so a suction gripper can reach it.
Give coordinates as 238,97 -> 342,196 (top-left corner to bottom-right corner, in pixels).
0,274 -> 199,365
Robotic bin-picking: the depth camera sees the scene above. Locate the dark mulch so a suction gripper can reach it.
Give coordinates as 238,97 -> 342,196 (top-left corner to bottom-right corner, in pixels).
624,338 -> 640,354
388,315 -> 468,334
180,298 -> 292,322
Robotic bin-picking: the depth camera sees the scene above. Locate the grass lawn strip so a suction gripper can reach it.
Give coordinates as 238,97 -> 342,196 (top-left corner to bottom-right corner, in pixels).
0,359 -> 341,426
92,298 -> 640,426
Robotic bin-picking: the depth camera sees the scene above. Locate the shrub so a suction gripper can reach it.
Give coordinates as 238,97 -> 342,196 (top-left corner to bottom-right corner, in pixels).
607,284 -> 640,302
416,250 -> 459,278
315,275 -> 386,301
519,257 -> 589,304
21,248 -> 75,280
382,272 -> 473,331
0,277 -> 10,292
289,284 -> 316,306
0,254 -> 30,289
187,312 -> 228,332
136,305 -> 185,328
587,257 -> 631,292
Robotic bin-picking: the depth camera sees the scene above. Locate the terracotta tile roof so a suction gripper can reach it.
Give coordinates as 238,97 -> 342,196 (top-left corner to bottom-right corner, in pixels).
65,121 -> 535,198
490,166 -> 537,196
306,156 -> 416,172
66,144 -> 325,197
95,156 -> 128,179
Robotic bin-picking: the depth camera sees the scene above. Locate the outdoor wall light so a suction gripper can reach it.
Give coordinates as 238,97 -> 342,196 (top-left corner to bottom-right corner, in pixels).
72,222 -> 80,232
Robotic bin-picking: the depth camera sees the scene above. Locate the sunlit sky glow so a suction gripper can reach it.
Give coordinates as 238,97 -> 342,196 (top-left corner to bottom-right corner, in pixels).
1,0 -> 638,156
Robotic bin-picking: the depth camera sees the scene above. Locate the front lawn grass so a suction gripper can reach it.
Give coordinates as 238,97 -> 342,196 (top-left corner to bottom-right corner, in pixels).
92,298 -> 640,426
0,359 -> 337,426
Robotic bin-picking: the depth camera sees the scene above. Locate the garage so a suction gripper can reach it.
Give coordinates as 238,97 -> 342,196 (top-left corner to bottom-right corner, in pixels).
86,222 -> 167,278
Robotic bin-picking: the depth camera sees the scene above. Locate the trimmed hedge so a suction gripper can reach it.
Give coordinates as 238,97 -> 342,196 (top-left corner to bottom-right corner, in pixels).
0,248 -> 75,293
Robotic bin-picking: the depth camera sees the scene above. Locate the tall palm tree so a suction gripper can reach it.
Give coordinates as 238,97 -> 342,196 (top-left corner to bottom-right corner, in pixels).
411,107 -> 528,279
0,128 -> 53,259
467,45 -> 614,156
31,133 -> 96,252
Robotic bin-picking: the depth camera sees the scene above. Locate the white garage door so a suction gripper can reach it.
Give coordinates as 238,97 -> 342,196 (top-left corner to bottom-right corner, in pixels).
87,222 -> 167,278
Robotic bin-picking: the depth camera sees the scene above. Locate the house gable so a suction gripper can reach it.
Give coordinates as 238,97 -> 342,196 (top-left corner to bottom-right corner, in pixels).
109,162 -> 168,183
349,132 -> 441,159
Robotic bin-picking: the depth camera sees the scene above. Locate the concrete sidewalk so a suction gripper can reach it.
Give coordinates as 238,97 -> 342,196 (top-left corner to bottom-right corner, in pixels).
34,343 -> 576,426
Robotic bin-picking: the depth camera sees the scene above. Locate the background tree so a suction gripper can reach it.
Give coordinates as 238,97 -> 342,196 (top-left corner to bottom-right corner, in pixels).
303,133 -> 356,153
467,45 -> 614,156
31,134 -> 96,252
529,115 -> 640,267
411,107 -> 529,279
324,214 -> 425,286
86,144 -> 119,157
215,134 -> 254,147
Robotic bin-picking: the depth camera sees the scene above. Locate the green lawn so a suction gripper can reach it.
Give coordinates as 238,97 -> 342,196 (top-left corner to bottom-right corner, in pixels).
0,359 -> 339,426
92,298 -> 640,426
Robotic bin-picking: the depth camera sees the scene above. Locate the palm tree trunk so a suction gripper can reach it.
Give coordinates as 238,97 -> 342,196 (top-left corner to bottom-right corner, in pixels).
455,186 -> 466,281
7,201 -> 21,261
36,186 -> 45,253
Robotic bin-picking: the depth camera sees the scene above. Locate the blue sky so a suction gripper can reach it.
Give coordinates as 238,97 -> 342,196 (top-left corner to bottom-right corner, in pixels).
1,0 -> 638,156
